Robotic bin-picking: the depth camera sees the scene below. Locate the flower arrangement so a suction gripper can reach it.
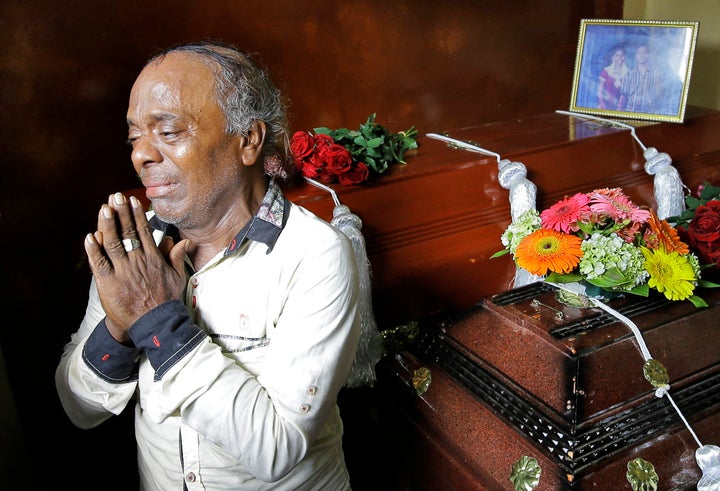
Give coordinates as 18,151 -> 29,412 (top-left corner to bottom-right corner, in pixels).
290,113 -> 418,185
668,182 -> 720,277
493,187 -> 718,307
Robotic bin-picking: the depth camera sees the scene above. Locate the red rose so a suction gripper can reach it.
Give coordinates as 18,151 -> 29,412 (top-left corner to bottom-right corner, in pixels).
338,162 -> 370,186
686,200 -> 720,268
299,153 -> 326,179
315,164 -> 337,184
313,133 -> 334,149
290,131 -> 315,160
320,143 -> 353,175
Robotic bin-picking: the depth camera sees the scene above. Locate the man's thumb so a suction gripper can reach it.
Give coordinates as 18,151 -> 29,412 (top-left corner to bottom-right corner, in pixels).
170,239 -> 190,273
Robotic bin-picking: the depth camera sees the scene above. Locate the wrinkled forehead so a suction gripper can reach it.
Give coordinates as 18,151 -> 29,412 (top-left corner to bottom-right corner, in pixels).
129,52 -> 218,115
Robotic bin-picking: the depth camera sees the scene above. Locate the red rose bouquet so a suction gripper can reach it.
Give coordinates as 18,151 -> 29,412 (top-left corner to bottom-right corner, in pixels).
668,182 -> 720,278
291,113 -> 418,185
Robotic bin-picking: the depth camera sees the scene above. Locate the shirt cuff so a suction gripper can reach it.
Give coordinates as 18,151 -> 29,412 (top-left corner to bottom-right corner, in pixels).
82,319 -> 141,383
128,300 -> 206,381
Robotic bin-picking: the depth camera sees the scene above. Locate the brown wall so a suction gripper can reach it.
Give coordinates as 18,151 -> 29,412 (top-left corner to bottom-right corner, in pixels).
0,0 -> 621,488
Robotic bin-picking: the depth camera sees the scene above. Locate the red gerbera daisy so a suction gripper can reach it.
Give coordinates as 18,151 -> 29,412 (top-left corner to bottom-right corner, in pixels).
540,193 -> 591,234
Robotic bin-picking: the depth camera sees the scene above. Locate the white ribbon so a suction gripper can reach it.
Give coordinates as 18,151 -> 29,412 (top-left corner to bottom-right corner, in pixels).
547,281 -> 716,483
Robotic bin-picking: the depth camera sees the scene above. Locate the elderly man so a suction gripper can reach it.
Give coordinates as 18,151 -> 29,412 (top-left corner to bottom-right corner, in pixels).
56,42 -> 361,489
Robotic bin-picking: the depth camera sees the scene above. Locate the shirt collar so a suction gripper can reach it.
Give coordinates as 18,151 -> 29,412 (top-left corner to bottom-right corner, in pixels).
149,179 -> 290,255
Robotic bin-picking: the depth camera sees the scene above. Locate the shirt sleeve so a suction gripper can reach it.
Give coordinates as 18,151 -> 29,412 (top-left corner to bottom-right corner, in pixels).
54,277 -> 140,429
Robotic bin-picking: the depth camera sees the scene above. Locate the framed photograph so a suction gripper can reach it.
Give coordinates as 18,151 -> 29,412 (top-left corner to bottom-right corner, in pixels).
569,19 -> 699,123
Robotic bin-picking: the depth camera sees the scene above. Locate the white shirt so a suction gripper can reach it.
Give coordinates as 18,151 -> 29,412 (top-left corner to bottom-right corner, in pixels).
55,181 -> 361,490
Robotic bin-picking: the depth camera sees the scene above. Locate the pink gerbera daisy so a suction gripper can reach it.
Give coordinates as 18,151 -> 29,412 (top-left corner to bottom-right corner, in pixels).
541,192 -> 591,233
588,188 -> 650,223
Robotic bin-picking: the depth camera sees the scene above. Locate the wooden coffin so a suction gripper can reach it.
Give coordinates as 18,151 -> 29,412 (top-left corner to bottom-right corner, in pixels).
281,106 -> 720,329
281,107 -> 720,490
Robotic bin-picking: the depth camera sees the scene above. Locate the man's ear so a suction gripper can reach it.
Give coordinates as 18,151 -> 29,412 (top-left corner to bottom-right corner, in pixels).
240,120 -> 266,166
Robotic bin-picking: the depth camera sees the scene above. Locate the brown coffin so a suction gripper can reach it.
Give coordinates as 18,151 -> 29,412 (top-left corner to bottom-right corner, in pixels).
280,106 -> 720,329
287,109 -> 720,489
285,109 -> 720,489
376,282 -> 720,490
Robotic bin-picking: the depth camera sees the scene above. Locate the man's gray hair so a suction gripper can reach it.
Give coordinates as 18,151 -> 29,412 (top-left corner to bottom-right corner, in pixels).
148,41 -> 296,181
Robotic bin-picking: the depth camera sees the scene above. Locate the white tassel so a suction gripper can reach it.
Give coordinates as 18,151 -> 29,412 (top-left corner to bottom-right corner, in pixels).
644,147 -> 685,219
303,177 -> 382,388
498,159 -> 542,287
555,111 -> 686,220
425,133 -> 543,289
331,205 -> 383,388
697,445 -> 720,491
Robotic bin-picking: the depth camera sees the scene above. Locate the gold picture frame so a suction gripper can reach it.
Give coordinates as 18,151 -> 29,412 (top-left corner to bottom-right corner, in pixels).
569,19 -> 699,123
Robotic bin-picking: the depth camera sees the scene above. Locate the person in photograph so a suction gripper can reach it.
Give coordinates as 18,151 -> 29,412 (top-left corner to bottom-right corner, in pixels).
597,46 -> 629,110
619,43 -> 664,113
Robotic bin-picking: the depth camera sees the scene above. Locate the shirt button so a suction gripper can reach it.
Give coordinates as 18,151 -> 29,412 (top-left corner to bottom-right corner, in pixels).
306,386 -> 317,395
300,404 -> 311,413
186,472 -> 197,483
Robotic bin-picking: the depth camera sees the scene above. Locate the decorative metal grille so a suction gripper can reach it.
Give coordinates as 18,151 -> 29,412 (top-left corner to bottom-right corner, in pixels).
409,298 -> 720,483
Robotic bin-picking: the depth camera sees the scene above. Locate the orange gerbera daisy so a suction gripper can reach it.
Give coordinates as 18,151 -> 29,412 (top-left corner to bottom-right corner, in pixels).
644,210 -> 689,255
514,228 -> 584,276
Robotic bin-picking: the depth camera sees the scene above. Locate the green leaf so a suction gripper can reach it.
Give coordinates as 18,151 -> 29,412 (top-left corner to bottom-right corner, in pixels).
366,136 -> 385,149
627,283 -> 649,296
685,195 -> 703,208
585,268 -> 632,288
577,222 -> 594,236
490,249 -> 510,258
688,294 -> 709,308
352,135 -> 368,148
699,182 -> 720,201
545,272 -> 582,283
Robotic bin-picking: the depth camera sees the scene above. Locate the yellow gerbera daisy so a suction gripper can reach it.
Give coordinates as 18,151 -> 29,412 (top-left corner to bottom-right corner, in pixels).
515,228 -> 583,276
641,247 -> 696,301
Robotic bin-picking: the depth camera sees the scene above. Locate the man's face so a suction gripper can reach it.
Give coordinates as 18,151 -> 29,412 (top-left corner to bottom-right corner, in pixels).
126,52 -> 246,228
636,46 -> 649,64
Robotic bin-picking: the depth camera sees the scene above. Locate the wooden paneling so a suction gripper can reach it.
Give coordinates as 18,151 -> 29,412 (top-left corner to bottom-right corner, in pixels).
274,107 -> 720,328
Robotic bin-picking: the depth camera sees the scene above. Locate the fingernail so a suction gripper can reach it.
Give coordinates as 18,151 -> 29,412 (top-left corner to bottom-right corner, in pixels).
114,192 -> 125,205
102,205 -> 112,218
86,233 -> 95,244
130,195 -> 139,208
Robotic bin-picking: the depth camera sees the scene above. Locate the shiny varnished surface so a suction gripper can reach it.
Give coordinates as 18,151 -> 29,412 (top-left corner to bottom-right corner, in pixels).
278,107 -> 720,329
376,283 -> 720,489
